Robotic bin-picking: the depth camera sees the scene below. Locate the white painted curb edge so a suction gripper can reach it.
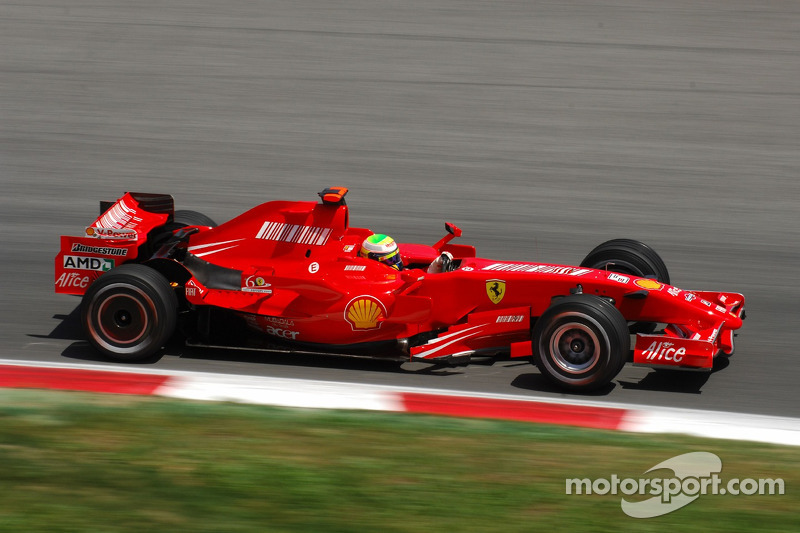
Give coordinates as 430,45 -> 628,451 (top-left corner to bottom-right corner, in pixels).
1,359 -> 798,446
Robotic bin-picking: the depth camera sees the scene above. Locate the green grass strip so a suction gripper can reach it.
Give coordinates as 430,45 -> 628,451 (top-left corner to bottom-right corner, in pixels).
0,389 -> 796,532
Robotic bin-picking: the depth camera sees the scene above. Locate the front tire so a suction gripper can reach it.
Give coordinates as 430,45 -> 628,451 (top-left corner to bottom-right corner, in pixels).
580,238 -> 670,284
81,264 -> 178,361
532,295 -> 629,391
580,239 -> 670,334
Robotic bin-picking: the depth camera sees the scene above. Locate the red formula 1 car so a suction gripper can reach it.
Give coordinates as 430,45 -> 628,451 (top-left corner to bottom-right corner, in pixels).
55,188 -> 745,391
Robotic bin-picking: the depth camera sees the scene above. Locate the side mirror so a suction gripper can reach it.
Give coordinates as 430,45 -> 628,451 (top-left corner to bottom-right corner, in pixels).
434,222 -> 462,251
445,222 -> 462,237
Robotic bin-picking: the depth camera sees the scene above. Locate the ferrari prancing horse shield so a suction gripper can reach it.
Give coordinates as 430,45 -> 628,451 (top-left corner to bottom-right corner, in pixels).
486,279 -> 506,304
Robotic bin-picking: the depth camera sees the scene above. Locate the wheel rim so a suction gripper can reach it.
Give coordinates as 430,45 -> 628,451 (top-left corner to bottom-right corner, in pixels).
89,284 -> 156,353
549,322 -> 601,374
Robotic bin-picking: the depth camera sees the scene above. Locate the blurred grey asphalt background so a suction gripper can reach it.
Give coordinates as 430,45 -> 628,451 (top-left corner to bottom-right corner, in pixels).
1,1 -> 799,415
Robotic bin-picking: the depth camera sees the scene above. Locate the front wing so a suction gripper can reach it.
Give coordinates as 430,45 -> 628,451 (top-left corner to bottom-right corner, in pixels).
633,290 -> 745,370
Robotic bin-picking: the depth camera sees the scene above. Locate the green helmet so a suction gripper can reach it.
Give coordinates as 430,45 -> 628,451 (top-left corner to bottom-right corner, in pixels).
360,234 -> 403,270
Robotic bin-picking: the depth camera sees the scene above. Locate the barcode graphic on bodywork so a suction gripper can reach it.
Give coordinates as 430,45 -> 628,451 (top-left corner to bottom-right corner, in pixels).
256,221 -> 332,246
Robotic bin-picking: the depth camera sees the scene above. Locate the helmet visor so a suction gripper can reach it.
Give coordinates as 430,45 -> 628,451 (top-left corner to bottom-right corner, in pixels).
367,248 -> 404,270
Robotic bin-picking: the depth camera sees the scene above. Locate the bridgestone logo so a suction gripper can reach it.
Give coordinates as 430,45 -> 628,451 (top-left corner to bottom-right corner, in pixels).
71,243 -> 128,257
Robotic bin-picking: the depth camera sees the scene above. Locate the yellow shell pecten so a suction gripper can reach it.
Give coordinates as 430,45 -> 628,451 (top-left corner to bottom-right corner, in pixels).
346,297 -> 385,330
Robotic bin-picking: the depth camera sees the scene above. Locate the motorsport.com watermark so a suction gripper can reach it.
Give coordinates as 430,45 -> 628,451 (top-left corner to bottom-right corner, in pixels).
565,452 -> 785,518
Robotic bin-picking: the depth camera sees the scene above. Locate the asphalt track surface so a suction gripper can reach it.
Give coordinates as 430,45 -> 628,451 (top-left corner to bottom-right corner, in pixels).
2,1 -> 799,418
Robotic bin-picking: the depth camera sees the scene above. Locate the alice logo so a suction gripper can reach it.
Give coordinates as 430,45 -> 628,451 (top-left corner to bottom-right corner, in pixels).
345,296 -> 386,330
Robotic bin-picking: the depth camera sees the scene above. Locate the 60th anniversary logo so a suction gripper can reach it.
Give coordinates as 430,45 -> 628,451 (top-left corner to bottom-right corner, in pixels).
566,452 -> 785,518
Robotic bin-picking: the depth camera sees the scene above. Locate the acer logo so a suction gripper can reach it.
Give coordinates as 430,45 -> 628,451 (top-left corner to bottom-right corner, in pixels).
265,326 -> 299,340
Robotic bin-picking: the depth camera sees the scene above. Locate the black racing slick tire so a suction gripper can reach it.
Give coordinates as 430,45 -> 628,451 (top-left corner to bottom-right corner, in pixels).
173,210 -> 218,228
580,239 -> 670,334
147,210 -> 218,256
580,238 -> 670,285
532,295 -> 630,391
81,264 -> 178,361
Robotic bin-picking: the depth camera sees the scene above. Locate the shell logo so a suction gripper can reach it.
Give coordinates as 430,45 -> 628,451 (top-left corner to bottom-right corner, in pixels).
634,278 -> 663,291
344,296 -> 387,331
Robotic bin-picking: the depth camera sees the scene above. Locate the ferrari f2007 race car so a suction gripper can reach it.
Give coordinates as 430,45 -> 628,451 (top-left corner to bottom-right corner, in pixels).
55,188 -> 745,391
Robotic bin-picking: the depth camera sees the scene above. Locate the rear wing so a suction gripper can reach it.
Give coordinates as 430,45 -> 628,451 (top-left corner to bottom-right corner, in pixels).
55,192 -> 174,295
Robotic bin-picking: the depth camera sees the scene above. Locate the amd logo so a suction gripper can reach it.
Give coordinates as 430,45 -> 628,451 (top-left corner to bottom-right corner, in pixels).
63,255 -> 114,272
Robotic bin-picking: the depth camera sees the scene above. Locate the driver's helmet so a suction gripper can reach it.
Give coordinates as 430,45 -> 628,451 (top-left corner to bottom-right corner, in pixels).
360,234 -> 404,270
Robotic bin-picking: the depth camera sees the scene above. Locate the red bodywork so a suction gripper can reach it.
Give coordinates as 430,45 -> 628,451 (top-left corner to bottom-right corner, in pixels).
56,189 -> 745,371
55,193 -> 172,294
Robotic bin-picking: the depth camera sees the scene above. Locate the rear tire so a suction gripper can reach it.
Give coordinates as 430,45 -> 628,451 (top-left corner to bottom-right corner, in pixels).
532,295 -> 629,391
81,264 -> 178,361
147,210 -> 218,256
173,210 -> 217,228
